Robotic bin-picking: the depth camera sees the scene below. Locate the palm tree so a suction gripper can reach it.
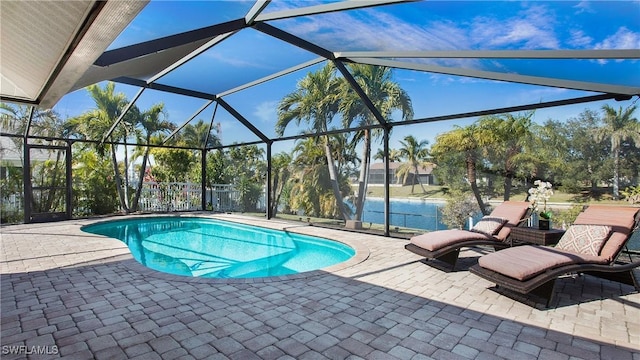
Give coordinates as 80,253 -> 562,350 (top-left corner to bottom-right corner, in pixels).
276,63 -> 350,220
66,82 -> 137,212
270,152 -> 292,217
289,138 -> 327,217
1,103 -> 65,158
179,119 -> 221,149
431,124 -> 488,214
594,104 -> 640,199
397,135 -> 430,194
339,64 -> 413,221
130,103 -> 175,212
373,148 -> 402,162
478,112 -> 534,200
288,137 -> 350,219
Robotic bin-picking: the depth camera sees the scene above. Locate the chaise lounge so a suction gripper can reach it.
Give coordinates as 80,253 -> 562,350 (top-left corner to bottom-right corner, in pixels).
405,201 -> 531,270
470,205 -> 640,307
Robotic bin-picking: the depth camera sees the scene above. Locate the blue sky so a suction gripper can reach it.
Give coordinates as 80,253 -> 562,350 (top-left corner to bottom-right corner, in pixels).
54,0 -> 640,156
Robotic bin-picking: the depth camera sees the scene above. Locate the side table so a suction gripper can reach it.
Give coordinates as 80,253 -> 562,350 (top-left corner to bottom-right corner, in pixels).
509,227 -> 565,246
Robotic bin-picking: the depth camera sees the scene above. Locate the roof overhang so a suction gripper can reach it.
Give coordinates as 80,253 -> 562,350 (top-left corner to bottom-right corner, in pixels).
0,0 -> 148,108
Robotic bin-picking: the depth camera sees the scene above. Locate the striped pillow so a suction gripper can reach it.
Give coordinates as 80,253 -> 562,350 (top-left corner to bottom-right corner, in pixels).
555,224 -> 612,256
470,216 -> 507,236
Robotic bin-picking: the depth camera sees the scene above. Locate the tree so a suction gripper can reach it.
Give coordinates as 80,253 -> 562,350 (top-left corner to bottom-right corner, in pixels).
339,64 -> 413,221
287,137 -> 351,218
178,119 -> 221,149
151,148 -> 196,183
593,104 -> 640,199
130,103 -> 175,212
66,82 -> 139,212
440,192 -> 481,230
373,148 -> 402,162
276,63 -> 350,220
1,103 -> 68,213
550,111 -> 606,192
478,112 -> 534,200
270,152 -> 292,217
396,135 -> 430,193
431,124 -> 488,214
225,145 -> 266,212
72,149 -> 119,215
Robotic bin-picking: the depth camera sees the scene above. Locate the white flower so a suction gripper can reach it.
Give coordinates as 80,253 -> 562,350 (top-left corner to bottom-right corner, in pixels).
528,180 -> 554,214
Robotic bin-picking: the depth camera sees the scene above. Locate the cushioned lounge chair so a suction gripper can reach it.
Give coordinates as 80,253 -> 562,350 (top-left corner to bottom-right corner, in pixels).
470,205 -> 640,307
405,201 -> 531,270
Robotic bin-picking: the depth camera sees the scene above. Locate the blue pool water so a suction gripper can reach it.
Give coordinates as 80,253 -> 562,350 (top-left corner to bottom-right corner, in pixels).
361,198 -> 450,231
82,217 -> 355,279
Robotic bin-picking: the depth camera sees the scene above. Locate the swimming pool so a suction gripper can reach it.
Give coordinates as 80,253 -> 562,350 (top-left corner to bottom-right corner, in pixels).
82,217 -> 355,279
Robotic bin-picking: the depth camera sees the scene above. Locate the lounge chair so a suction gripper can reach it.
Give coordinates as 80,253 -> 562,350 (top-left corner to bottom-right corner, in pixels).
405,201 -> 531,270
470,205 -> 640,307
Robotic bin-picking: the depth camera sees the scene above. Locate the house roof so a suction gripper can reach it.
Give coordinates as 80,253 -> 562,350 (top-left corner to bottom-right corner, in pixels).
0,1 -> 147,108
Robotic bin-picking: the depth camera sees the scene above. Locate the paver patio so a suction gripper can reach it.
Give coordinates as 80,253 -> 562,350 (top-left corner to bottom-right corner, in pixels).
1,214 -> 639,359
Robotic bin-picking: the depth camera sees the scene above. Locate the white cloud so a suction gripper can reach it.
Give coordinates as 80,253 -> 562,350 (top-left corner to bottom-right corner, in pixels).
595,27 -> 640,49
470,5 -> 559,49
573,1 -> 595,15
279,3 -> 563,52
277,8 -> 466,52
253,100 -> 279,123
205,51 -> 272,70
568,29 -> 593,47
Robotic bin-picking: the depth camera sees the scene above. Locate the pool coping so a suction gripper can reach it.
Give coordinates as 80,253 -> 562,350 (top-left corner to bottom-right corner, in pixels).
81,212 -> 371,284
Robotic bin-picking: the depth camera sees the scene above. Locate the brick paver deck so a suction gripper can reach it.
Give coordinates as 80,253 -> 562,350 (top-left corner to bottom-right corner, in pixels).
2,214 -> 639,359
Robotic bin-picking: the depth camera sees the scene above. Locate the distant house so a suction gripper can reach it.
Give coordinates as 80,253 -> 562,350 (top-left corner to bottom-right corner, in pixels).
367,162 -> 438,186
0,136 -> 57,179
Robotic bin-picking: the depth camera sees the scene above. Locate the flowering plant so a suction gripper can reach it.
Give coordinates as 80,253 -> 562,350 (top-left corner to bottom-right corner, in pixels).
528,180 -> 553,219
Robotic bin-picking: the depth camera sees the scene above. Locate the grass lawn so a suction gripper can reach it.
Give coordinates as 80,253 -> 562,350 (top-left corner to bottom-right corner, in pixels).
241,184 -> 634,237
361,184 -> 626,205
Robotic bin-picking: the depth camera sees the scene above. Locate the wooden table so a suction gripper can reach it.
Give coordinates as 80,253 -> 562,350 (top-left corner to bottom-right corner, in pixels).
509,227 -> 565,246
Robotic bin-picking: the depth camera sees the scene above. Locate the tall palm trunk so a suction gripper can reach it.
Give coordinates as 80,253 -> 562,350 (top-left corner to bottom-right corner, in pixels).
503,149 -> 518,201
270,168 -> 288,217
44,150 -> 63,212
413,163 -> 427,193
466,152 -> 487,215
324,138 -> 349,220
131,145 -> 150,212
110,142 -> 128,212
613,143 -> 620,199
270,174 -> 280,217
123,138 -> 130,209
354,130 -> 370,221
504,171 -> 513,201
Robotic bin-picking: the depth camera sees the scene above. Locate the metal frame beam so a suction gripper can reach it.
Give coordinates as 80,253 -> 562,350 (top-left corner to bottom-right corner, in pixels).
23,106 -> 34,139
95,18 -> 247,66
147,33 -> 236,84
101,87 -> 144,145
216,98 -> 270,144
218,57 -> 326,97
255,0 -> 413,22
348,57 -> 640,96
245,0 -> 271,25
113,77 -> 217,100
397,93 -> 626,127
253,22 -> 334,60
203,102 -> 219,151
162,100 -> 214,145
333,60 -> 388,126
336,49 -> 640,60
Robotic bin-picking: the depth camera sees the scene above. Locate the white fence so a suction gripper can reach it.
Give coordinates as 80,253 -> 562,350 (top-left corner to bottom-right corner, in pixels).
138,182 -> 201,212
137,182 -> 246,212
1,182 -> 260,217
